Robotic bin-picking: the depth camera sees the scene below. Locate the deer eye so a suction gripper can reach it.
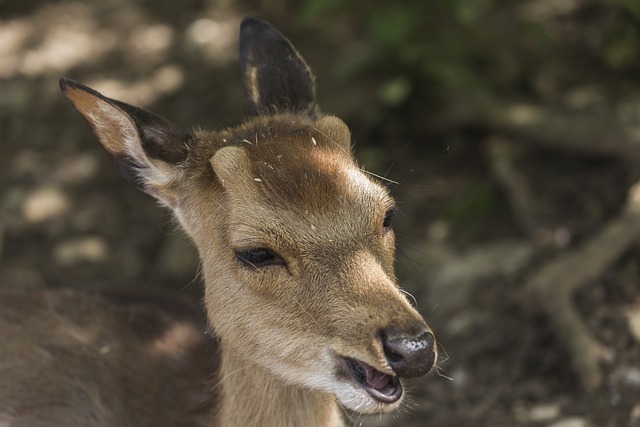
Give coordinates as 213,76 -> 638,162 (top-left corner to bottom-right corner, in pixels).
383,207 -> 397,233
235,247 -> 285,268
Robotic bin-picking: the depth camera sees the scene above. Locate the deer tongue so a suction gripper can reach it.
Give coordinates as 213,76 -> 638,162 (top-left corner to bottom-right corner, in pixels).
363,363 -> 392,390
343,357 -> 402,403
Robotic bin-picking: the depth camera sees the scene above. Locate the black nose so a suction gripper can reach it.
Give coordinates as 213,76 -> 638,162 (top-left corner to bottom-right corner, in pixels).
382,327 -> 436,378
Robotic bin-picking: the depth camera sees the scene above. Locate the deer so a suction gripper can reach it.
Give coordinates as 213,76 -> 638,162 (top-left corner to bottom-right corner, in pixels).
0,17 -> 437,427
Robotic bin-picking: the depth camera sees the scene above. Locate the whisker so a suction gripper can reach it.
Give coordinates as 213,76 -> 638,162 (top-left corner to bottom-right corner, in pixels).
362,169 -> 399,185
182,260 -> 204,290
396,233 -> 442,264
208,365 -> 252,391
435,366 -> 454,381
312,126 -> 349,155
383,125 -> 422,178
399,288 -> 418,309
293,296 -> 320,327
437,342 -> 450,365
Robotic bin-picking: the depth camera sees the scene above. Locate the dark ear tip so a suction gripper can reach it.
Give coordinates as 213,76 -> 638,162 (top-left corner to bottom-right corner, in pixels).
241,16 -> 265,26
59,77 -> 74,92
240,16 -> 267,29
59,77 -> 88,94
240,16 -> 277,39
59,78 -> 106,102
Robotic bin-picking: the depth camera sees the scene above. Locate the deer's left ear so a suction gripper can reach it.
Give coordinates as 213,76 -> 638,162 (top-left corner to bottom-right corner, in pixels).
60,78 -> 190,208
239,17 -> 317,118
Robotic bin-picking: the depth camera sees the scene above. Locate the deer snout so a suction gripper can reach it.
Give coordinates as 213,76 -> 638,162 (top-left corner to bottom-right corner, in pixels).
382,327 -> 436,378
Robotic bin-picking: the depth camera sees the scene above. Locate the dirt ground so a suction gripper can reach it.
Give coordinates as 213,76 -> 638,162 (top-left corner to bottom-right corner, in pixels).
1,1 -> 639,426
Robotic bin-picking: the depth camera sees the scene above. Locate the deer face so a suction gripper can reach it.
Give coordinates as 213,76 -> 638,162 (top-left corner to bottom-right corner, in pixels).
195,115 -> 434,413
61,17 -> 436,416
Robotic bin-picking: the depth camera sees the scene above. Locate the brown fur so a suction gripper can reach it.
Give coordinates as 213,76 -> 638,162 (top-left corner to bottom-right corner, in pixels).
0,17 -> 436,427
0,289 -> 217,427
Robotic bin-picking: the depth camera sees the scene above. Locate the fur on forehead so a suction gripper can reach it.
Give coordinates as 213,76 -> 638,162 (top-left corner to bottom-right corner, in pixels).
189,114 -> 351,165
207,114 -> 390,216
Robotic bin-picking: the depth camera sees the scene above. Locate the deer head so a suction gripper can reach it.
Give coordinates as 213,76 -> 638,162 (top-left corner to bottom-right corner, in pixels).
60,17 -> 436,419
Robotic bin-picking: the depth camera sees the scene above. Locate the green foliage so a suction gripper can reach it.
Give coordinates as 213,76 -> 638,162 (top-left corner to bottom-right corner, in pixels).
369,5 -> 418,46
299,0 -> 504,95
442,180 -> 499,230
296,0 -> 640,239
298,0 -> 640,106
379,76 -> 412,107
601,20 -> 640,70
300,0 -> 348,24
619,0 -> 640,22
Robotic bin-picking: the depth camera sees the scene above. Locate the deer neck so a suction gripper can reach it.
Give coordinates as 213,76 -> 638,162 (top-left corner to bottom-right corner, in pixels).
215,346 -> 344,427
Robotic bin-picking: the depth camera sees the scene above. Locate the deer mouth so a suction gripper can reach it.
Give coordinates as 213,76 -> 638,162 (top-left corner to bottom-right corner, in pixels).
342,357 -> 403,404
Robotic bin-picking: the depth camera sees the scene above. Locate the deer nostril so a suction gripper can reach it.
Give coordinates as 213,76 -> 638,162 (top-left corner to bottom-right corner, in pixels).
382,329 -> 436,378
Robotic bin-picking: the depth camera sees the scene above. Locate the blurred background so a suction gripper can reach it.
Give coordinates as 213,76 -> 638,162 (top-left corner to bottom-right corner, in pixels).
1,0 -> 640,426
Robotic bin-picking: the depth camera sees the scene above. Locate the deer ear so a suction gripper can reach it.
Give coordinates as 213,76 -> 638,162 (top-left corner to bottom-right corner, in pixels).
59,78 -> 190,208
239,17 -> 317,118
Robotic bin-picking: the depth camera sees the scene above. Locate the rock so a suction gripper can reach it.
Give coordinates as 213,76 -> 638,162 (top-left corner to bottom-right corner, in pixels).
626,304 -> 640,342
623,367 -> 640,386
22,186 -> 69,223
53,153 -> 99,183
430,240 -> 534,311
547,417 -> 589,427
529,403 -> 561,422
185,18 -> 237,62
53,236 -> 108,265
611,365 -> 640,388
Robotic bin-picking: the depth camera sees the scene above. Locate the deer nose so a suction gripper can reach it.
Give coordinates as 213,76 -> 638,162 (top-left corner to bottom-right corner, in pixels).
382,327 -> 436,378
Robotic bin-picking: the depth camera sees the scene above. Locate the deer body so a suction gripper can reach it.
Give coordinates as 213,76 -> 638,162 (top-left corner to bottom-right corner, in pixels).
0,289 -> 218,427
0,18 -> 436,427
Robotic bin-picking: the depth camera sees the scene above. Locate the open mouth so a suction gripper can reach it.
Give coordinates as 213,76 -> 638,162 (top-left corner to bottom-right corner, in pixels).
342,357 -> 403,403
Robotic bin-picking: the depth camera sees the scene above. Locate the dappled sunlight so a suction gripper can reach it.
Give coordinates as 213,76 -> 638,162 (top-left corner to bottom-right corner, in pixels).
186,17 -> 239,63
22,186 -> 69,223
505,104 -> 542,126
0,3 -> 116,78
87,64 -> 185,107
626,181 -> 640,214
51,153 -> 100,184
53,236 -> 108,265
521,0 -> 581,19
0,0 -> 246,300
0,1 -> 238,82
0,20 -> 30,77
129,24 -> 175,62
1,1 -> 640,426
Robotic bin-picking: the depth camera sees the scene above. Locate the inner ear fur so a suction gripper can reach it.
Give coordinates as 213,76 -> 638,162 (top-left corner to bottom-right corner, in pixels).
210,146 -> 252,189
59,78 -> 190,206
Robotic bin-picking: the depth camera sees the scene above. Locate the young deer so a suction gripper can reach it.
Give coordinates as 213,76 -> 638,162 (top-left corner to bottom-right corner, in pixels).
1,17 -> 436,426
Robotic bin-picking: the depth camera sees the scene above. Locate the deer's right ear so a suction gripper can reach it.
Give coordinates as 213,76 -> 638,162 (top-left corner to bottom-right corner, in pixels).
60,78 -> 190,208
239,17 -> 317,118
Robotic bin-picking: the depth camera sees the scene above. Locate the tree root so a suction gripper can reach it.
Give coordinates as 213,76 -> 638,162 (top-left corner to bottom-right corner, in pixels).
444,95 -> 640,390
487,136 -> 545,241
522,182 -> 640,390
434,96 -> 640,161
